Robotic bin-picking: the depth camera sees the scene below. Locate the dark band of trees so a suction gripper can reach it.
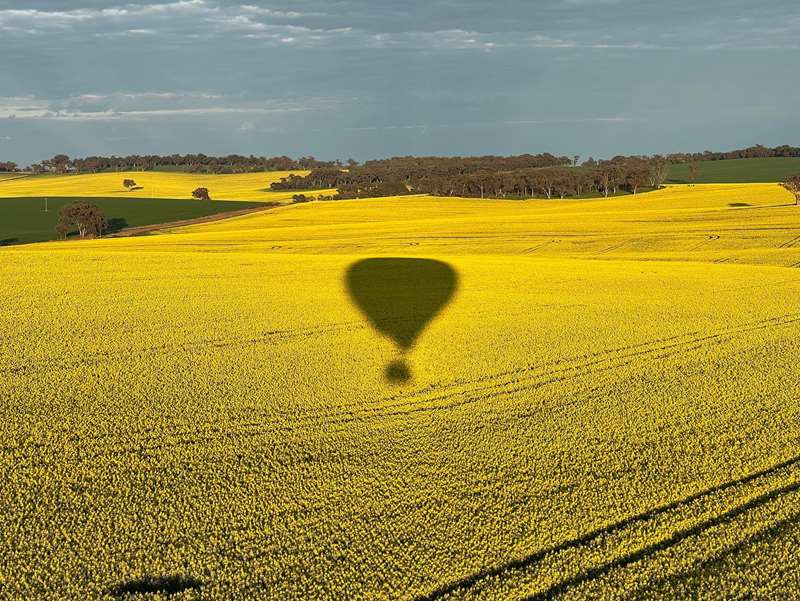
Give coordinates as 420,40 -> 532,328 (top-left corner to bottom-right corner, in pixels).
272,155 -> 668,200
1,144 -> 799,178
666,144 -> 800,163
0,154 -> 340,174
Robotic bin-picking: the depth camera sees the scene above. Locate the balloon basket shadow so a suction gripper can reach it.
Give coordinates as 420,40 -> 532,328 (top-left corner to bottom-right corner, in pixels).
385,358 -> 412,384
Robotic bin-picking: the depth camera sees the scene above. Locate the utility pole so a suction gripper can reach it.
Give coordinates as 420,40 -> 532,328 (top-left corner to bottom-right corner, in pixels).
44,197 -> 48,212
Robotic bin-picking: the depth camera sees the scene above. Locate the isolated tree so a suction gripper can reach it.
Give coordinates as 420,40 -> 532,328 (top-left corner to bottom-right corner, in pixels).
192,187 -> 211,201
123,178 -> 137,191
56,202 -> 107,239
782,175 -> 800,205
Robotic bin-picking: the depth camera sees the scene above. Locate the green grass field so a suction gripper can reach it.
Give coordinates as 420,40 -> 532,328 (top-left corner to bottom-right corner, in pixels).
0,197 -> 265,245
667,157 -> 800,183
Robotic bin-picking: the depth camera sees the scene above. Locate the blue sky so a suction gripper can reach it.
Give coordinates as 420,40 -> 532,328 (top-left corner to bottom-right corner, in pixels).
1,1 -> 798,165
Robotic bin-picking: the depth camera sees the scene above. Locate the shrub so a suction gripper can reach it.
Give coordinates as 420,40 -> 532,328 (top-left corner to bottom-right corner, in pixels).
192,187 -> 211,201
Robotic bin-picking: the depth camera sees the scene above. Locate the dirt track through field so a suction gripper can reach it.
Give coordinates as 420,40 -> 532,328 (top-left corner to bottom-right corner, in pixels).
105,203 -> 279,238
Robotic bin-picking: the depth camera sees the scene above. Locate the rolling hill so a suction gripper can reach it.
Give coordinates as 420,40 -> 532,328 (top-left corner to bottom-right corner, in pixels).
2,183 -> 800,598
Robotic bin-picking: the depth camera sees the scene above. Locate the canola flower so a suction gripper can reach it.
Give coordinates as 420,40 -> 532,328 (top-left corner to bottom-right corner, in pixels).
1,183 -> 799,599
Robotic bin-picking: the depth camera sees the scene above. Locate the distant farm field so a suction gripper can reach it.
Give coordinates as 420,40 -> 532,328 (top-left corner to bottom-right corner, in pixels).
0,170 -> 332,201
667,157 -> 800,183
2,183 -> 800,598
0,197 -> 266,245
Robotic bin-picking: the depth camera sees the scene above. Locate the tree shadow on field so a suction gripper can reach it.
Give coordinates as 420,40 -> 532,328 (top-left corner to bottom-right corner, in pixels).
0,238 -> 19,246
106,217 -> 129,234
107,575 -> 203,598
346,258 -> 458,384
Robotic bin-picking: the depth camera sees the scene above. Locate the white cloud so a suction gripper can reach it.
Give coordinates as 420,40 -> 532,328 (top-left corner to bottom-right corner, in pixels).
0,1 -> 344,45
0,1 -> 798,51
0,96 -> 51,119
50,106 -> 307,120
346,124 -> 428,131
0,2 -> 614,49
239,5 -> 326,19
505,117 -> 640,124
0,92 -> 311,121
344,117 -> 639,132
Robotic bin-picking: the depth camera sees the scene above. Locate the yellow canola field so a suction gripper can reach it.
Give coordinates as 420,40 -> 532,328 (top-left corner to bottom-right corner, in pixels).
39,183 -> 799,268
0,170 -> 331,202
2,183 -> 800,599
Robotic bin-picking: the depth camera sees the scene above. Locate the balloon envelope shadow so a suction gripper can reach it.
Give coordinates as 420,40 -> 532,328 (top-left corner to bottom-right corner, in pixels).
346,258 -> 458,383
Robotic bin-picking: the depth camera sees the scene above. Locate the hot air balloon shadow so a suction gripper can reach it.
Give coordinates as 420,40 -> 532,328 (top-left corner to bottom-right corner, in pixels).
346,258 -> 458,384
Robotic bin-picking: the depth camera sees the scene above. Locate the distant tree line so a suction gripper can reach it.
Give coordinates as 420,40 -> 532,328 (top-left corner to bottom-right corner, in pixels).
271,154 -> 669,200
666,144 -> 800,163
271,154 -> 571,191
21,154 -> 339,174
4,143 -> 800,178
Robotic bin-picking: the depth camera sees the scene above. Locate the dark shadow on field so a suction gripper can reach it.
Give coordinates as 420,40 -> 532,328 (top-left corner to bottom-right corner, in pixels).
0,238 -> 19,246
107,575 -> 203,597
346,258 -> 458,384
106,217 -> 129,234
414,451 -> 800,601
727,202 -> 797,210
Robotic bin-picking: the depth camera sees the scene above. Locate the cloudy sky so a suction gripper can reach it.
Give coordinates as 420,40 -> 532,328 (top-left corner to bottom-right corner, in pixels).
1,1 -> 798,165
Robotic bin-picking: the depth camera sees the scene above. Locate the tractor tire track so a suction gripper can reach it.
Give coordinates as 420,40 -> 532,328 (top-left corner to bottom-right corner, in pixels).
779,235 -> 800,249
5,313 -> 800,461
341,312 -> 800,422
688,234 -> 720,251
636,510 -> 800,598
0,319 -> 372,376
416,452 -> 800,601
523,480 -> 800,601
